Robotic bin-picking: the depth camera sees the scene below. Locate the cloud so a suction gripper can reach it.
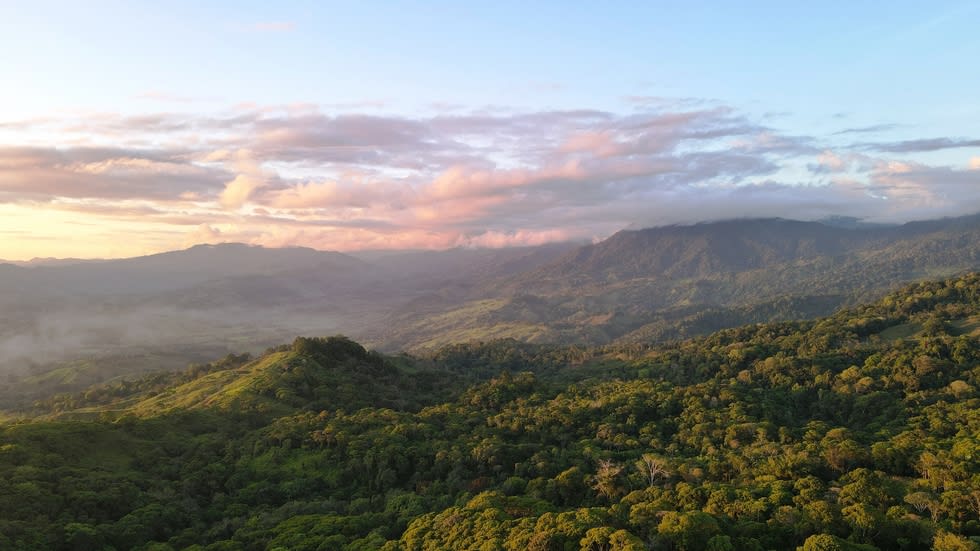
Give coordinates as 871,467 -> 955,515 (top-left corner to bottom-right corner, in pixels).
808,150 -> 875,174
811,151 -> 850,173
182,223 -> 225,247
216,149 -> 277,210
6,101 -> 980,257
219,174 -> 264,209
267,177 -> 411,210
860,137 -> 980,153
0,146 -> 227,202
454,229 -> 573,248
833,123 -> 901,135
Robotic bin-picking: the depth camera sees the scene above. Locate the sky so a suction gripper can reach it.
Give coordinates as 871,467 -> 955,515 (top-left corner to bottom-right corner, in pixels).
1,1 -> 980,260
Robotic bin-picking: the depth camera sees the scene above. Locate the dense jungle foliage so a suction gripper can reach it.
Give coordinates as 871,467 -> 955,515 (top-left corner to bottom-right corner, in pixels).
1,274 -> 979,550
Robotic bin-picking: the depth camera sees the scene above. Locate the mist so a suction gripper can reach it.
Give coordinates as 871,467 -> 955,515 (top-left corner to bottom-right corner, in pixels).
2,213 -> 979,409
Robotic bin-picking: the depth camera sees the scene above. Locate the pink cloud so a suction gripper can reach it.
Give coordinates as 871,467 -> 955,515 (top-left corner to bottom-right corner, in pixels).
423,161 -> 593,202
219,174 -> 264,209
453,229 -> 575,248
412,195 -> 512,224
560,131 -> 623,157
0,147 -> 225,201
268,178 -> 410,210
8,102 -> 980,258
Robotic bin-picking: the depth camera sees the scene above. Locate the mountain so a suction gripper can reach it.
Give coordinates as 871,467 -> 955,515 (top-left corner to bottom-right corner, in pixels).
379,215 -> 980,350
4,214 -> 980,399
0,257 -> 109,268
2,273 -> 978,550
0,244 -> 383,400
347,242 -> 580,304
526,218 -> 878,283
5,243 -> 368,296
523,215 -> 980,287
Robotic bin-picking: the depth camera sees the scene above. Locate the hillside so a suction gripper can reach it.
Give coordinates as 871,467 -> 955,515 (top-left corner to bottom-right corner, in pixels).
379,215 -> 980,350
0,242 -> 576,400
30,336 -> 457,420
0,273 -> 978,550
527,218 -> 880,283
4,214 -> 980,403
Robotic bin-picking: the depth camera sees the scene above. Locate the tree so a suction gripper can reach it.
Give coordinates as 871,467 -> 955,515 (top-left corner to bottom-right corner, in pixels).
637,453 -> 670,487
841,503 -> 882,542
657,511 -> 720,551
904,491 -> 939,520
592,460 -> 625,502
797,534 -> 879,551
607,529 -> 645,551
580,526 -> 615,551
64,522 -> 104,551
934,531 -> 979,551
705,535 -> 734,551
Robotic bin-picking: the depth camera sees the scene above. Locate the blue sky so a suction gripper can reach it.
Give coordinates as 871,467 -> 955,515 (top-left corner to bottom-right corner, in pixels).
1,1 -> 979,258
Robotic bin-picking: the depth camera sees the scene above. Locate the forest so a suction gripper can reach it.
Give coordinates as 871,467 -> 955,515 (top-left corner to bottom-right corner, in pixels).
1,274 -> 979,550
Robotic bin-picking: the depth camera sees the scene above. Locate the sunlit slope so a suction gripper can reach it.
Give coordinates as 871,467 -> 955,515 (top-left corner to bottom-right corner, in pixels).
102,337 -> 444,417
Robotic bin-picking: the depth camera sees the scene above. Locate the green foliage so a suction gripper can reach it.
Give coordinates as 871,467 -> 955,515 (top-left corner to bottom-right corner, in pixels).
0,274 -> 979,549
798,534 -> 881,551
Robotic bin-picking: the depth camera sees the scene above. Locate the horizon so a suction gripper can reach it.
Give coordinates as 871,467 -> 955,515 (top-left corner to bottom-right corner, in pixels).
3,2 -> 980,259
3,211 -> 975,263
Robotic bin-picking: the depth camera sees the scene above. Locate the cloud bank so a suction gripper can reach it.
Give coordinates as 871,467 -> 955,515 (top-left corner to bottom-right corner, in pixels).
1,102 -> 979,257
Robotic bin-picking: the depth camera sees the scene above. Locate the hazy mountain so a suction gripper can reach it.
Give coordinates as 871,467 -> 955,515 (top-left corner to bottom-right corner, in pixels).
9,243 -> 368,296
524,218 -> 877,284
522,216 -> 980,287
349,242 -> 579,291
0,242 -> 582,395
379,215 -> 980,350
3,214 -> 980,399
0,257 -> 110,268
0,244 -> 379,385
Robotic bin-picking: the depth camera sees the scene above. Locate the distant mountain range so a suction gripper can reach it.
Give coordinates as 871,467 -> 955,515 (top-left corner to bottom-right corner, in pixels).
2,213 -> 979,402
376,214 -> 980,348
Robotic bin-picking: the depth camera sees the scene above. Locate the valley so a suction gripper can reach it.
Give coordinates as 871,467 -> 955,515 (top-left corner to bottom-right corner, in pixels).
0,272 -> 977,550
4,215 -> 980,404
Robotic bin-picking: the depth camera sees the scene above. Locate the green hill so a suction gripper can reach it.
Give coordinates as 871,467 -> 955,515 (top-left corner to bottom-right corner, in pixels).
0,274 -> 978,550
31,336 -> 456,420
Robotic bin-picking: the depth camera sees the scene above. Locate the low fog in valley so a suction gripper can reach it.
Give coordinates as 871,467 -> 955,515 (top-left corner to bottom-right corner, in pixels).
3,214 -> 980,408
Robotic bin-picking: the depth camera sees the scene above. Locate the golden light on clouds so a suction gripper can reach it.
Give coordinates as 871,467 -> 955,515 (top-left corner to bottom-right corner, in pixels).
2,105 -> 980,261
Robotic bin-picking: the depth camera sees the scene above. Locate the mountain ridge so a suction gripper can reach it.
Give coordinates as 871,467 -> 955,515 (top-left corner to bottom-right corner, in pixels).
378,214 -> 980,350
3,213 -> 980,400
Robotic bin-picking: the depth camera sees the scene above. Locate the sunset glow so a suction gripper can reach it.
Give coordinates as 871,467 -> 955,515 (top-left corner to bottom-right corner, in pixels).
2,2 -> 979,260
